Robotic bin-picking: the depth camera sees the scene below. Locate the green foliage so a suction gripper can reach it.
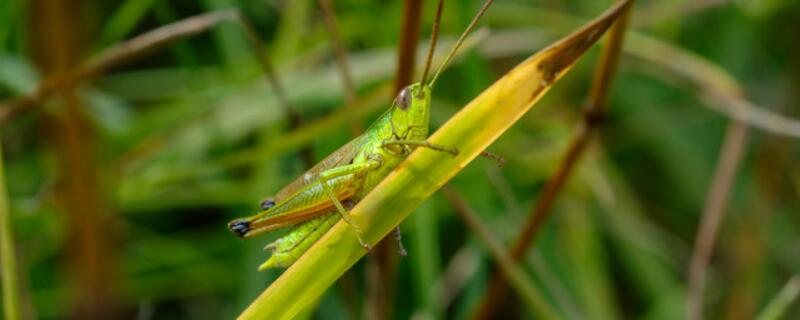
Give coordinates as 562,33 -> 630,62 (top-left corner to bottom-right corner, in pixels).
1,0 -> 800,319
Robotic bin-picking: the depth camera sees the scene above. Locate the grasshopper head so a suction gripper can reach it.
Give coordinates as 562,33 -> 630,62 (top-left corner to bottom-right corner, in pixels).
390,83 -> 431,140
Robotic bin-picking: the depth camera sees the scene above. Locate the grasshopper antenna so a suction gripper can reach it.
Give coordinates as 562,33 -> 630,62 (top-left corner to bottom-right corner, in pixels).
428,0 -> 494,88
420,0 -> 445,86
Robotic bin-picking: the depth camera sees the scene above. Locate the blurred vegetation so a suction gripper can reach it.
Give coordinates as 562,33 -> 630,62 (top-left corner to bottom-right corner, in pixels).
1,0 -> 799,319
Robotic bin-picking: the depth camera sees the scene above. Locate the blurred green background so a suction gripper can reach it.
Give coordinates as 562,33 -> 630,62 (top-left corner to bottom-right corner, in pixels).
1,0 -> 799,319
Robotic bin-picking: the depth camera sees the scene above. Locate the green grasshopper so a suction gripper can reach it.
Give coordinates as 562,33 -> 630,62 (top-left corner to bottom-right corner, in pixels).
228,0 -> 495,271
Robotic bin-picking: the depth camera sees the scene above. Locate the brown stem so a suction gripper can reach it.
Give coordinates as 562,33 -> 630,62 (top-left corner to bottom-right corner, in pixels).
393,0 -> 423,95
471,2 -> 633,318
686,121 -> 749,320
28,0 -> 121,317
1,11 -> 304,147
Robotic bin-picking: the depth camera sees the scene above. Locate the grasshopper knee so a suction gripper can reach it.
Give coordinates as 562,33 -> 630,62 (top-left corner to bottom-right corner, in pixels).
228,219 -> 251,238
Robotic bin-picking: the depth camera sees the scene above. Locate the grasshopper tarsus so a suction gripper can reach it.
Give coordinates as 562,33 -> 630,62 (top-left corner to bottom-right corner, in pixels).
353,228 -> 371,251
380,140 -> 459,157
480,150 -> 505,167
450,147 -> 460,157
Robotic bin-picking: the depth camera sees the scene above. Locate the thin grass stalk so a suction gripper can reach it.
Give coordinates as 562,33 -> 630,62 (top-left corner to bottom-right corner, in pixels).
318,0 -> 361,138
720,137 -> 784,317
755,275 -> 800,320
0,10 -> 301,131
471,2 -> 633,318
318,0 -> 356,105
442,187 -> 559,319
30,0 -> 120,316
237,3 -> 629,317
0,139 -> 21,320
686,121 -> 749,320
227,11 -> 313,167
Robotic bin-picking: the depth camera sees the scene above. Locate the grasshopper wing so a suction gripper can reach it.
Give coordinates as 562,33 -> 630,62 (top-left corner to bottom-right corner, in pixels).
273,133 -> 368,203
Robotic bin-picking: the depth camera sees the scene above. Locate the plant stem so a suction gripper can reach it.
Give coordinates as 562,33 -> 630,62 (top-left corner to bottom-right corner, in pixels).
318,0 -> 361,136
393,0 -> 423,95
686,121 -> 749,320
318,0 -> 356,105
442,187 -> 559,319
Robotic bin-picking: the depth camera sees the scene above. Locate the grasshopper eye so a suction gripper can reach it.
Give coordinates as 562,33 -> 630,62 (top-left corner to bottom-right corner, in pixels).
395,87 -> 412,110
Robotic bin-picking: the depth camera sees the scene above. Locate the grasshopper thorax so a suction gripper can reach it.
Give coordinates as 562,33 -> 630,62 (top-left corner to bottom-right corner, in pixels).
390,83 -> 431,140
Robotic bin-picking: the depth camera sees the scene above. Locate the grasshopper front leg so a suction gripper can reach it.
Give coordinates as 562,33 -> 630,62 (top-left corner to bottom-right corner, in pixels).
380,139 -> 459,156
382,139 -> 506,166
318,155 -> 383,249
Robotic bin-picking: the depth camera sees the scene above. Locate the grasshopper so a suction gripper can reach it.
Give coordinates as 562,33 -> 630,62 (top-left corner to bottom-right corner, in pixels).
228,0 -> 495,270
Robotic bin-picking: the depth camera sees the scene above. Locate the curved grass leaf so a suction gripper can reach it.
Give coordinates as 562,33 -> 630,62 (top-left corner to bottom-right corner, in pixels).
238,1 -> 633,318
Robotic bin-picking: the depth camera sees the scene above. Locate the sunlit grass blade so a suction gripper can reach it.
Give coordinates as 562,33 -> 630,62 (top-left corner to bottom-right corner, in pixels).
238,1 -> 632,318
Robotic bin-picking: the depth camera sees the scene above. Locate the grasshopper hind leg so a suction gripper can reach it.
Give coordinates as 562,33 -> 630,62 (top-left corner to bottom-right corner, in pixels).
229,219 -> 250,238
318,158 -> 383,250
259,213 -> 340,270
228,198 -> 276,237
